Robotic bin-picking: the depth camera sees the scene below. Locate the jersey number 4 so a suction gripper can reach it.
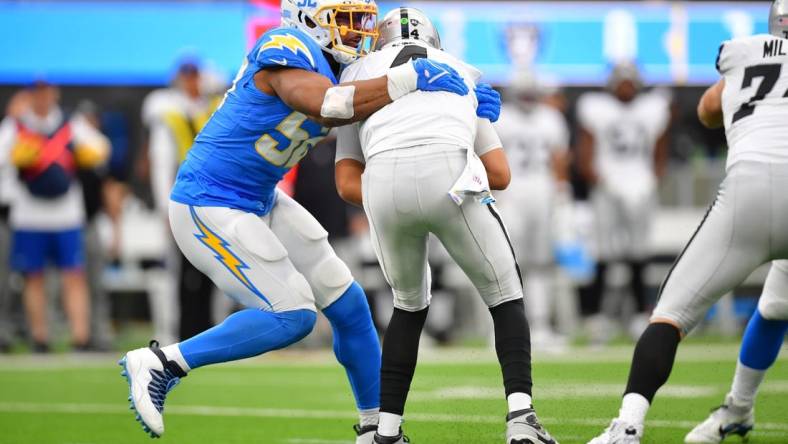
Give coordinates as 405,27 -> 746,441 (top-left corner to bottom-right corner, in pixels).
732,63 -> 788,123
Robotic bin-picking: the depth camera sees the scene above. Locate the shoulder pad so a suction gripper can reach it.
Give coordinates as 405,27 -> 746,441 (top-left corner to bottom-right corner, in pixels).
255,28 -> 318,71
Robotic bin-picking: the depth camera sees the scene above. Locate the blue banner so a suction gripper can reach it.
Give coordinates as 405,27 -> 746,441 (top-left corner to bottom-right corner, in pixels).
0,1 -> 771,86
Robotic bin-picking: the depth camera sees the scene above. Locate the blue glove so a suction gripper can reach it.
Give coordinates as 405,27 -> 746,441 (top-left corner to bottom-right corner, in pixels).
475,83 -> 501,122
412,58 -> 469,96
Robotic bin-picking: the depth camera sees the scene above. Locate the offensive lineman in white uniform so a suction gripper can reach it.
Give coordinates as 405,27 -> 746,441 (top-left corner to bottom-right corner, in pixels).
576,63 -> 671,341
495,72 -> 571,348
589,2 -> 788,443
336,9 -> 557,444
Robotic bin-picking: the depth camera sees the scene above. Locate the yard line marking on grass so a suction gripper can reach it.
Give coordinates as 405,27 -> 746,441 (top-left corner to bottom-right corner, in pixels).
410,384 -> 716,400
1,344 -> 786,370
287,438 -> 353,444
1,402 -> 787,432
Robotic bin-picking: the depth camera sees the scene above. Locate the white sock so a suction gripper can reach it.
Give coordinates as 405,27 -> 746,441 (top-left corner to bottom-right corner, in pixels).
507,392 -> 533,412
359,408 -> 379,427
161,344 -> 191,373
619,393 -> 649,425
378,412 -> 402,437
730,360 -> 766,408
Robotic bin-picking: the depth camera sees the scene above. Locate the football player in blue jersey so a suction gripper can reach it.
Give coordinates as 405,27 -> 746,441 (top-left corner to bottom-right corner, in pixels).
119,0 -> 497,442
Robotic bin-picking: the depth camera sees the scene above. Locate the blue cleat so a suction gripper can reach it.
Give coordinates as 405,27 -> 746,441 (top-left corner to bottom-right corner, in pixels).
119,340 -> 187,438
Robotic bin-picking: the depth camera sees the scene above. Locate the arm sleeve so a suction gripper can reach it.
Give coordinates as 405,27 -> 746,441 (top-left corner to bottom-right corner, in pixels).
335,123 -> 365,164
254,29 -> 317,71
148,123 -> 178,215
475,118 -> 502,156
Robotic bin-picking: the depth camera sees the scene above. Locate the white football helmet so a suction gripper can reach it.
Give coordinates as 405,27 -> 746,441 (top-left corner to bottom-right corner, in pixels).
281,0 -> 379,65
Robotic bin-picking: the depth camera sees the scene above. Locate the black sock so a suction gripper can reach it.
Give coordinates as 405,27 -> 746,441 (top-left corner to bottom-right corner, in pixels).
489,299 -> 532,397
628,260 -> 648,313
580,261 -> 608,316
379,307 -> 429,416
624,323 -> 681,402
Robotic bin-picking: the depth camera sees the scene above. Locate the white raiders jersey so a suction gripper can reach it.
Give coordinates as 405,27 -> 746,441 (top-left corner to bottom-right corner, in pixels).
577,90 -> 670,189
495,103 -> 569,180
718,34 -> 788,170
337,41 -> 500,161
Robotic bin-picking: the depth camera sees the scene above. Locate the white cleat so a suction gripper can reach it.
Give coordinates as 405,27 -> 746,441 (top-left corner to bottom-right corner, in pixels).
119,340 -> 187,438
354,424 -> 377,444
588,419 -> 642,444
685,394 -> 754,443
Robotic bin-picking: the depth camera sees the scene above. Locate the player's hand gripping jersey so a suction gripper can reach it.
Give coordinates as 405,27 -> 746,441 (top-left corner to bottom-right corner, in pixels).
170,28 -> 333,216
718,34 -> 788,170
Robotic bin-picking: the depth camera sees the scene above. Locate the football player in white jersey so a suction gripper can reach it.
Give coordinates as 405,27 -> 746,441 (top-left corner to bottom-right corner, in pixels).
495,71 -> 571,349
335,8 -> 558,444
576,63 -> 671,342
589,2 -> 788,443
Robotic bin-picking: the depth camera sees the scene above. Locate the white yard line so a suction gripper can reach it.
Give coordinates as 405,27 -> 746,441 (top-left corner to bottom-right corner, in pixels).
1,344 -> 785,370
411,384 -> 718,400
1,402 -> 787,432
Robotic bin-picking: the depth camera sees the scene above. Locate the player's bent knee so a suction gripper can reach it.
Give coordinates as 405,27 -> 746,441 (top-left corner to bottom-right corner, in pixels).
275,309 -> 317,347
322,282 -> 371,328
313,255 -> 353,303
758,296 -> 788,320
393,295 -> 430,313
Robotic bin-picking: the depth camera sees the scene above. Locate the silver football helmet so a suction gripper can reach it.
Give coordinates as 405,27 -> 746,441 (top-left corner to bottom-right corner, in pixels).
769,0 -> 788,38
607,61 -> 642,91
376,7 -> 441,50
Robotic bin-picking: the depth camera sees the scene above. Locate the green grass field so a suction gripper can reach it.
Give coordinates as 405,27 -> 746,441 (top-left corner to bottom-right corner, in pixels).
0,341 -> 786,444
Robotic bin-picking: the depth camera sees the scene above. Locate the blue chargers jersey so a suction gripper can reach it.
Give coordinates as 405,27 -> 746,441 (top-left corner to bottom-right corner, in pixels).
170,27 -> 335,215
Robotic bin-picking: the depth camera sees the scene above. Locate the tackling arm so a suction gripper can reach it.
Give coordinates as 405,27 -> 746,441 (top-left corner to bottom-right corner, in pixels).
260,68 -> 392,127
258,58 -> 468,128
697,79 -> 725,129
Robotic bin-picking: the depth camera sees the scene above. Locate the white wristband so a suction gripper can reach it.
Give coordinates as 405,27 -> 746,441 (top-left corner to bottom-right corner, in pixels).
321,85 -> 356,119
386,61 -> 418,101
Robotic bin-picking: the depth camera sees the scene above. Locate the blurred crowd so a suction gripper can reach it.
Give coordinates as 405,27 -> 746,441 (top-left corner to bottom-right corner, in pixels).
0,57 -> 740,354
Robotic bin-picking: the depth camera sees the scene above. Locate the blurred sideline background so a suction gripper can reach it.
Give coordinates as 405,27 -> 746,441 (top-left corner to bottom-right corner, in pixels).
0,0 -> 769,354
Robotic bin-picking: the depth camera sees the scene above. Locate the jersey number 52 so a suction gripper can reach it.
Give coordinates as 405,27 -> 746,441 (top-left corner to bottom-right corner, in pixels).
255,112 -> 326,168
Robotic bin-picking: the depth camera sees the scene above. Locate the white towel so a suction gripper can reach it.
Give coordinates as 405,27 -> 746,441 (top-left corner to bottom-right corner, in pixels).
448,147 -> 495,206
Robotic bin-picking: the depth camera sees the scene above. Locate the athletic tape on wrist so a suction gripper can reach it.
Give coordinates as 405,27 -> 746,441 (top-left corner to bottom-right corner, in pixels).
387,61 -> 418,101
321,85 -> 356,119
